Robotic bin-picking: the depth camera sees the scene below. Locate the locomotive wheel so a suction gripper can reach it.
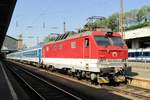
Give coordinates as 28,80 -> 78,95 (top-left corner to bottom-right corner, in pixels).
81,71 -> 86,79
76,71 -> 82,80
50,66 -> 55,72
36,63 -> 41,68
67,69 -> 72,75
48,65 -> 53,71
71,72 -> 75,77
46,65 -> 50,70
90,73 -> 98,85
42,65 -> 46,69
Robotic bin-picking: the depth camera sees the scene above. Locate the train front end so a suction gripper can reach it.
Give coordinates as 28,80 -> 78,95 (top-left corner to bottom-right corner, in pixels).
92,31 -> 128,84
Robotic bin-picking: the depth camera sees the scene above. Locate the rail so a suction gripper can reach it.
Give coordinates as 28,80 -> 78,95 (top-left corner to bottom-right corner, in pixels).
5,61 -> 81,100
103,85 -> 150,99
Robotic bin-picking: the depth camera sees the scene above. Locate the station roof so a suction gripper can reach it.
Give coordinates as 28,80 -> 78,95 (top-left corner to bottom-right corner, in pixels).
1,35 -> 18,52
0,0 -> 17,50
124,27 -> 150,40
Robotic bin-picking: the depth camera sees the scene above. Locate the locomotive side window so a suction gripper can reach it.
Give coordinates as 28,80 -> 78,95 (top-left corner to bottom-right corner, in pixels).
94,36 -> 110,46
52,44 -> 56,49
85,38 -> 89,48
71,41 -> 76,48
59,44 -> 63,49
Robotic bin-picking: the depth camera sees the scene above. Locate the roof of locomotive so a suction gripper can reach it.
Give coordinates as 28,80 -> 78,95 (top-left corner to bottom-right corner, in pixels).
43,31 -> 122,45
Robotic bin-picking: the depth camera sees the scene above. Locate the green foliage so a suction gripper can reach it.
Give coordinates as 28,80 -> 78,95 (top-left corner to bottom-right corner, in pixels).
94,18 -> 108,27
107,13 -> 119,31
83,22 -> 97,31
137,6 -> 149,22
137,9 -> 145,22
82,5 -> 150,32
126,22 -> 150,31
86,13 -> 119,31
43,36 -> 51,43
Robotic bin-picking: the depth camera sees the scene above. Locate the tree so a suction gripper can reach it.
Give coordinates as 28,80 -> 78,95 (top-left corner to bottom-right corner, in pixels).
83,22 -> 96,31
43,36 -> 50,43
137,9 -> 145,22
107,13 -> 119,31
94,19 -> 108,27
82,5 -> 150,32
137,6 -> 150,22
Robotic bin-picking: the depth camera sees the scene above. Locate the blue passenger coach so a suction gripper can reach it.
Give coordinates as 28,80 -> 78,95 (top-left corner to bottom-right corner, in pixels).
7,45 -> 42,66
128,48 -> 150,62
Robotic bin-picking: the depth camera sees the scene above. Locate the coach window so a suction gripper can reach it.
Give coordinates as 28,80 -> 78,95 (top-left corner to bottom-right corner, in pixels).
129,52 -> 135,57
85,38 -> 89,48
128,53 -> 131,57
143,52 -> 150,56
135,52 -> 141,57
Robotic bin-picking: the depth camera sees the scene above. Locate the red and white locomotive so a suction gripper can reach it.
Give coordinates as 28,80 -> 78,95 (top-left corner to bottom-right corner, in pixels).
42,30 -> 128,84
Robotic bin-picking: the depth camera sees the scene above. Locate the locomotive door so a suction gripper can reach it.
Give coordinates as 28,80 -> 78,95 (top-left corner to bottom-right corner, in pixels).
84,37 -> 90,58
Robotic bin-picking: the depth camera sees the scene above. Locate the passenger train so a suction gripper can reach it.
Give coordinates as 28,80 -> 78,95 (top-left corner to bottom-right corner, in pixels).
7,31 -> 128,84
128,48 -> 150,62
7,45 -> 42,65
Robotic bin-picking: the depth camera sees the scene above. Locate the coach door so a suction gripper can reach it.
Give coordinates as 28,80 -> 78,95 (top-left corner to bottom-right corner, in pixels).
84,37 -> 90,58
38,49 -> 42,64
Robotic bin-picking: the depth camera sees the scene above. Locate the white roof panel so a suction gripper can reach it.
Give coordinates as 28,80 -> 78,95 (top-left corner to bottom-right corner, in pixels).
124,27 -> 150,40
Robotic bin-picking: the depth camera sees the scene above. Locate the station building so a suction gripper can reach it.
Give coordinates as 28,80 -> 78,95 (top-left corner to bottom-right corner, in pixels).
124,27 -> 150,49
1,35 -> 23,53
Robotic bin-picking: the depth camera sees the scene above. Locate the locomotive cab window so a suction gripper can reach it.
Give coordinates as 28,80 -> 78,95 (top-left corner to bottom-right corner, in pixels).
111,37 -> 124,47
85,38 -> 89,48
94,36 -> 111,46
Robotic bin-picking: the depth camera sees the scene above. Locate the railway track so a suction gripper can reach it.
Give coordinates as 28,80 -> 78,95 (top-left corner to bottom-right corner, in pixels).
5,62 -> 82,100
103,85 -> 150,100
5,60 -> 150,100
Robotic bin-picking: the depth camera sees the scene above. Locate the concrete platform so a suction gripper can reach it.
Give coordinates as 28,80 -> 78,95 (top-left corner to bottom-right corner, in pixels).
127,62 -> 150,80
0,61 -> 17,100
131,67 -> 150,80
127,62 -> 150,89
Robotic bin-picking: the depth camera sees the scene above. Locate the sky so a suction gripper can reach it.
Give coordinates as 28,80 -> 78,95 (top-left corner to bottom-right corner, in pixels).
7,0 -> 150,47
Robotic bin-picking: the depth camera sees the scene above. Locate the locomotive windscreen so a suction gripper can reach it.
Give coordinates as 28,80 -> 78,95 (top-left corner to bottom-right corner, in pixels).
94,36 -> 125,47
111,37 -> 124,47
94,36 -> 111,46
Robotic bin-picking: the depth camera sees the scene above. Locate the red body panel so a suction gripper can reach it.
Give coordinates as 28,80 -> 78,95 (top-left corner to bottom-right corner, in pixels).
42,31 -> 128,59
